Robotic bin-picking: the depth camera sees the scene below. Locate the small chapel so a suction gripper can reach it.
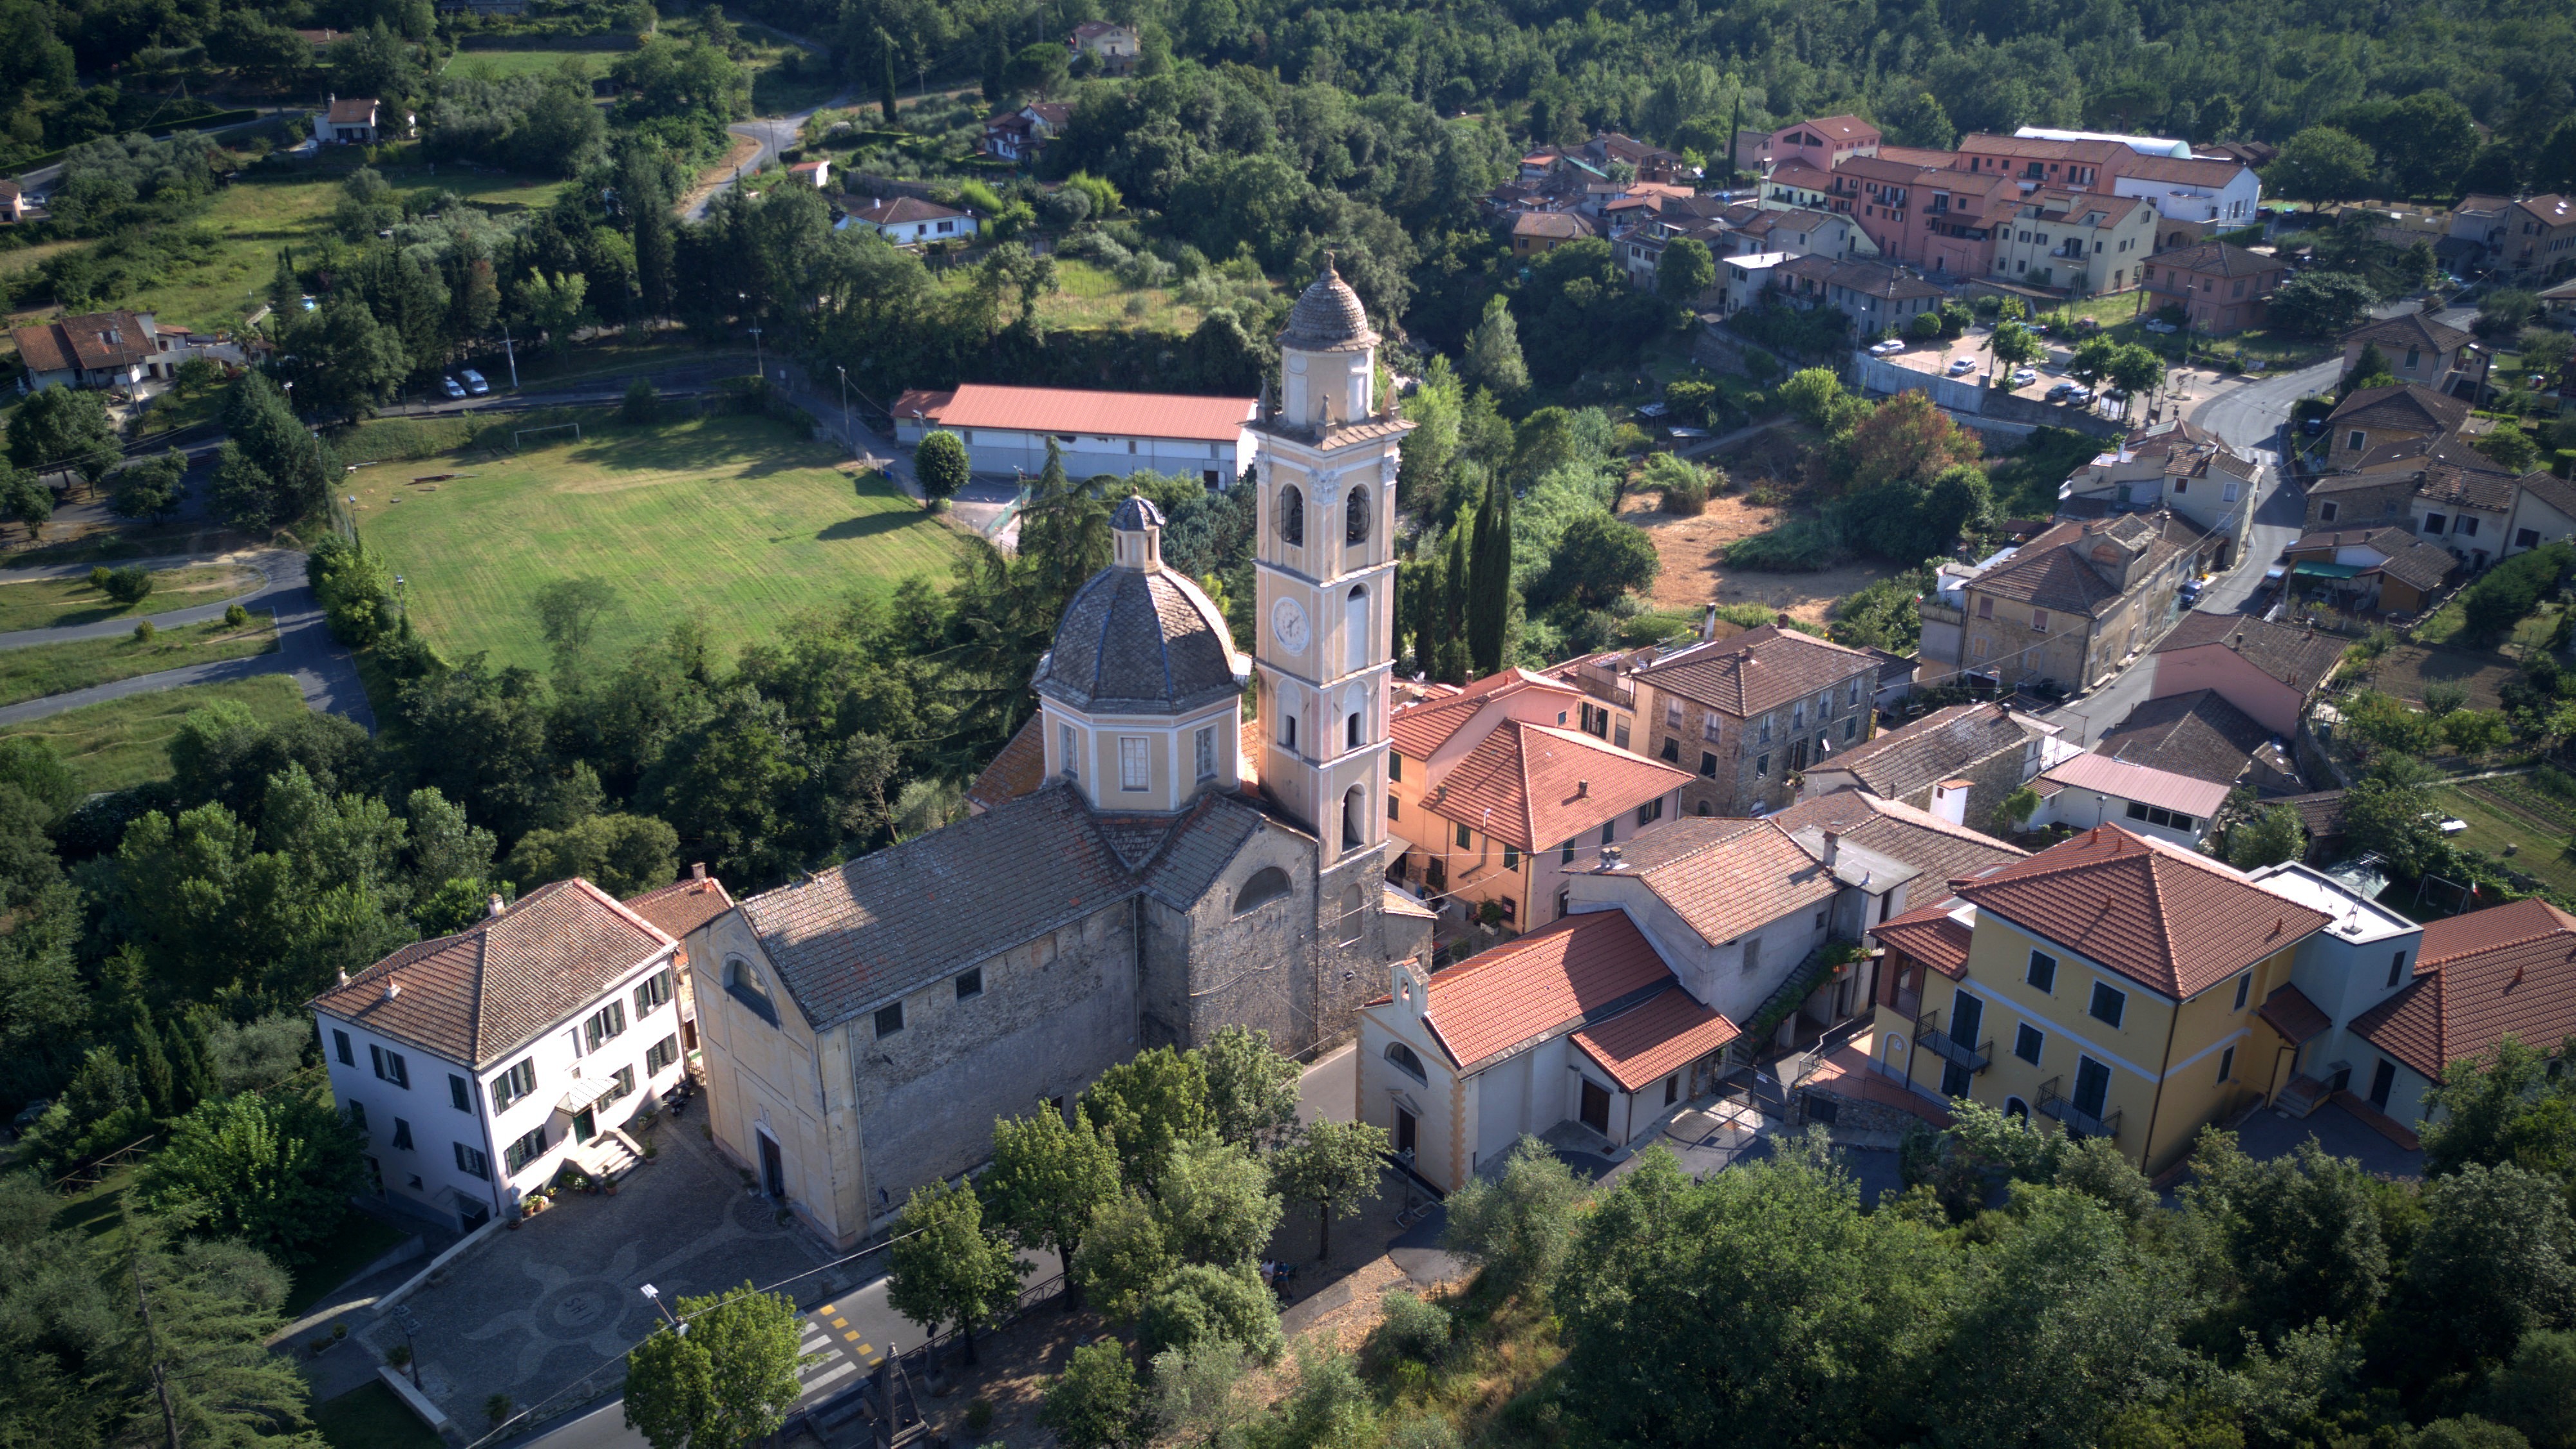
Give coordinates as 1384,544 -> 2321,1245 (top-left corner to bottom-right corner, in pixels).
678,261 -> 1435,1246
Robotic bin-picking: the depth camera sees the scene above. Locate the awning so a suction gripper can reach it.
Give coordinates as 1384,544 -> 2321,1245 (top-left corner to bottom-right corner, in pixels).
2290,561 -> 2365,579
556,1073 -> 621,1115
2256,983 -> 2333,1045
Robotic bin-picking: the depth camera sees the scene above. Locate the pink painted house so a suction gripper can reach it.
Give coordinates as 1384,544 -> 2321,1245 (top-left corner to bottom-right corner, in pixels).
2145,612 -> 2346,739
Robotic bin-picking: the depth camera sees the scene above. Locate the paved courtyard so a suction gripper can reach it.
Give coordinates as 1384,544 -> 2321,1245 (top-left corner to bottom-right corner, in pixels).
361,1116 -> 835,1428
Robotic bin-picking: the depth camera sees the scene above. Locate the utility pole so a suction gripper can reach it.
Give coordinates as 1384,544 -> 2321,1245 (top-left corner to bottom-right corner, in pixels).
500,327 -> 519,390
835,364 -> 853,455
749,324 -> 765,382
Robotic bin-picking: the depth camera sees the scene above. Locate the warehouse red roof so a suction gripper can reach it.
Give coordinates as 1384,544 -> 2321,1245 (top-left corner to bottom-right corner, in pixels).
904,383 -> 1256,444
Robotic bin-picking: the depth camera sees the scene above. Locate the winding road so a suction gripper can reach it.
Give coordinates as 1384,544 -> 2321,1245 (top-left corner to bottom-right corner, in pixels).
0,546 -> 374,730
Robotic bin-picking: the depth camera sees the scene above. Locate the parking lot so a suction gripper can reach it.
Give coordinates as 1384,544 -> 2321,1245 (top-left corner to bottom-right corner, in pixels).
1867,327 -> 2139,420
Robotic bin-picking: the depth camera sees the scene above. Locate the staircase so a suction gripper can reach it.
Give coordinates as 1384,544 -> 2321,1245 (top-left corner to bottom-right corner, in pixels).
2273,1075 -> 2331,1120
567,1127 -> 646,1184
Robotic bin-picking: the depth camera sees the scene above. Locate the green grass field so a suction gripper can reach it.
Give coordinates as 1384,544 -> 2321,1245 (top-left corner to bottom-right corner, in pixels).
0,565 -> 256,632
2432,782 -> 2576,898
0,674 -> 307,794
312,1381 -> 443,1449
0,613 -> 278,707
443,48 -> 630,80
348,413 -> 967,671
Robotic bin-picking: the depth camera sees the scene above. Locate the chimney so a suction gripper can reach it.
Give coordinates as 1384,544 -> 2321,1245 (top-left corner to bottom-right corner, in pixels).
383,980 -> 400,1001
1931,779 -> 1971,826
1776,611 -> 1794,628
692,862 -> 708,881
488,893 -> 506,918
1820,829 -> 1840,866
336,969 -> 349,987
1701,603 -> 1719,641
1576,779 -> 1590,798
1596,843 -> 1625,871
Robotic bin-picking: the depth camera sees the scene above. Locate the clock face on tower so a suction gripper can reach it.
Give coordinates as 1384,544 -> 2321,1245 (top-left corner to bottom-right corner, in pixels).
1270,596 -> 1311,654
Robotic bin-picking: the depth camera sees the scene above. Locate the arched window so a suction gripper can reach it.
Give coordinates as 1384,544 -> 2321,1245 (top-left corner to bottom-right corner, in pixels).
724,955 -> 775,1022
1233,866 -> 1293,916
1277,486 -> 1304,546
2004,1097 -> 2030,1122
1345,585 -> 1367,675
1346,486 -> 1370,545
1385,1041 -> 1428,1083
1343,785 -> 1367,849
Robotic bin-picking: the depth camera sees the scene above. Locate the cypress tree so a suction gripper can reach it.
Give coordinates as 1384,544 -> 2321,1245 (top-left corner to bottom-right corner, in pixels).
268,249 -> 299,320
983,30 -> 1008,104
131,1008 -> 175,1120
1439,523 -> 1472,684
878,30 -> 900,122
171,1010 -> 217,1113
1466,478 -> 1513,675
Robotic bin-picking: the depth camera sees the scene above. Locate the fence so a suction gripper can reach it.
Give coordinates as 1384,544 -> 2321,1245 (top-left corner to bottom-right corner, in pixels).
48,1132 -> 158,1195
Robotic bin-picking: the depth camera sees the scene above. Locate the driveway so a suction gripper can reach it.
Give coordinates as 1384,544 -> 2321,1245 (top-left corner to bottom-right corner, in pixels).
0,544 -> 374,730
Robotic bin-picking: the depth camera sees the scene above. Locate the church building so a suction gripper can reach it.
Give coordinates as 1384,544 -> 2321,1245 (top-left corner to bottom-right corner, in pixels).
679,263 -> 1433,1247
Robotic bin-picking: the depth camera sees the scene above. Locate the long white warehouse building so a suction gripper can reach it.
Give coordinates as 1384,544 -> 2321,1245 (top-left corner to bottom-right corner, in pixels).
891,383 -> 1258,488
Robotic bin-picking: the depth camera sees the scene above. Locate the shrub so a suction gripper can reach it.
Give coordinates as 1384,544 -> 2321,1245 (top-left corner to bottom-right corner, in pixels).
621,377 -> 659,425
2460,542 -> 2575,643
1366,1290 -> 1452,1366
1640,451 -> 1708,516
99,565 -> 153,605
224,603 -> 250,627
2423,681 -> 2469,717
1725,515 -> 1850,571
131,620 -> 155,642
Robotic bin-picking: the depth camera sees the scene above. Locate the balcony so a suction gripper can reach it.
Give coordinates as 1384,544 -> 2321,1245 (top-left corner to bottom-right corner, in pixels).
2036,1078 -> 2121,1139
1915,1012 -> 1991,1074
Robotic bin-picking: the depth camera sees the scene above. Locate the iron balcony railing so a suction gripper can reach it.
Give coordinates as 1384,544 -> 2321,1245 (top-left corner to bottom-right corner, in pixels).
1914,1011 -> 1992,1074
2036,1077 -> 2121,1139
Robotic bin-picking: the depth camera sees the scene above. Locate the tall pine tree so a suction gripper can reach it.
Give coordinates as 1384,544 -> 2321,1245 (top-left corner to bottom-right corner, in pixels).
131,1007 -> 175,1120
1466,479 -> 1513,676
1438,522 -> 1472,685
878,30 -> 900,122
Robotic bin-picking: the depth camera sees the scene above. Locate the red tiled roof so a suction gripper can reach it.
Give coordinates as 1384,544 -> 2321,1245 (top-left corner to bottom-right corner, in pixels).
2353,897 -> 2576,1079
2034,752 -> 2232,820
1631,623 -> 1877,719
326,97 -> 379,125
1766,789 -> 2027,889
966,713 -> 1048,812
11,310 -> 153,376
1955,825 -> 2329,999
1421,910 -> 1673,1070
1571,987 -> 1741,1092
1871,900 -> 1975,980
1607,817 -> 1838,947
1423,721 -> 1688,853
624,873 -> 734,942
852,194 -> 967,225
2256,983 -> 2332,1045
911,383 -> 1255,444
1782,114 -> 1879,144
310,879 -> 675,1068
1387,669 -> 1575,759
1513,212 -> 1595,240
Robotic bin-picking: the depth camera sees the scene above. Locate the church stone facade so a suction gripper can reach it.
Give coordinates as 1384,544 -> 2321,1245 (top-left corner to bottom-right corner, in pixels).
683,264 -> 1430,1247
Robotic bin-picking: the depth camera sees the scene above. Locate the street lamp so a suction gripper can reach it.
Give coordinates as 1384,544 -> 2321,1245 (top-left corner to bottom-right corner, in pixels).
835,365 -> 851,455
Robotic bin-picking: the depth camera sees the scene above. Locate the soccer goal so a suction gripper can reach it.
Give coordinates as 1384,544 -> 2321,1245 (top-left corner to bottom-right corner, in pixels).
511,421 -> 582,452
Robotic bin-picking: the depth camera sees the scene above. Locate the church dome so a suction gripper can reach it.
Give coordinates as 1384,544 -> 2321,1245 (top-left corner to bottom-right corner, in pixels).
1278,256 -> 1378,353
1033,561 -> 1247,715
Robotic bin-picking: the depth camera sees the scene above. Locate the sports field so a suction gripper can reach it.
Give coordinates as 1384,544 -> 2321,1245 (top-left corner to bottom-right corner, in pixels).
345,413 -> 968,672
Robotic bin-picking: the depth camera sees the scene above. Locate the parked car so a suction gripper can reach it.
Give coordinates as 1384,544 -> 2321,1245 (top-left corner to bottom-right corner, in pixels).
1947,357 -> 1976,375
2045,383 -> 2076,401
441,376 -> 466,399
2063,387 -> 2095,405
2142,319 -> 2178,334
1868,339 -> 1906,355
2009,368 -> 2039,387
460,368 -> 490,395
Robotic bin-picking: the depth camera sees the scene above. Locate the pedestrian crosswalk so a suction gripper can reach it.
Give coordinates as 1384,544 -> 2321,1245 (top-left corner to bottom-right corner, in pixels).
794,1301 -> 880,1402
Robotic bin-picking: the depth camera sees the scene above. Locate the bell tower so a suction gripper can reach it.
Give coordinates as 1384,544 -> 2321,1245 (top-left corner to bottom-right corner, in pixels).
1250,258 -> 1410,867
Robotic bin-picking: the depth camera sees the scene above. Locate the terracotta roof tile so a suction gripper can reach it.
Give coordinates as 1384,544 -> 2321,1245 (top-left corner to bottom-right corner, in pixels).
2096,690 -> 2280,790
1630,623 -> 1877,719
2036,752 -> 2232,819
1810,702 -> 2040,801
1607,817 -> 1839,946
1767,790 -> 2027,886
2257,982 -> 2332,1044
2151,241 -> 2291,279
1424,721 -> 1688,853
2344,310 -> 2472,355
1570,987 -> 1741,1092
1871,900 -> 1975,979
624,873 -> 734,943
913,383 -> 1255,444
1955,825 -> 2329,999
2328,383 -> 2471,437
2353,897 -> 2576,1078
1787,114 -> 1880,143
2152,611 -> 2347,693
1387,670 -> 1575,759
966,713 -> 1049,811
1420,911 -> 1674,1070
1969,514 -> 2189,617
310,879 -> 675,1068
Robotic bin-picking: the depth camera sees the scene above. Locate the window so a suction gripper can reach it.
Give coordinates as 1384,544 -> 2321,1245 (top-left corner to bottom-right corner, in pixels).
1700,751 -> 1718,777
449,1074 -> 471,1113
1742,936 -> 1763,976
2217,1046 -> 2237,1083
2456,516 -> 2478,538
2031,609 -> 2049,632
333,1030 -> 354,1066
1659,737 -> 1680,762
1844,717 -> 1859,742
1502,845 -> 1520,871
370,1045 -> 409,1089
1615,720 -> 1630,749
646,1035 -> 681,1075
604,1066 -> 637,1106
2027,951 -> 2057,994
1601,822 -> 1615,846
634,968 -> 674,1018
2014,1023 -> 2044,1065
1580,703 -> 1609,737
1637,798 -> 1664,827
1345,712 -> 1362,749
1758,715 -> 1774,744
1119,737 -> 1149,791
1195,727 -> 1216,781
1703,712 -> 1722,743
2222,482 -> 2239,502
488,1065 -> 540,1124
1756,753 -> 1770,779
584,1001 -> 627,1052
1385,1041 -> 1428,1083
1276,485 -> 1304,545
392,1117 -> 413,1151
2088,980 -> 2127,1029
2518,528 -> 2542,549
956,967 -> 983,1001
2320,501 -> 2338,523
1792,702 -> 1804,730
1233,867 -> 1293,914
875,1002 -> 905,1037
455,1142 -> 489,1179
347,1101 -> 366,1132
1561,838 -> 1577,866
2387,951 -> 2408,988
1060,724 -> 1079,780
503,1126 -> 549,1175
1281,714 -> 1296,752
2231,973 -> 2251,1011
1387,795 -> 1399,820
1665,699 -> 1683,729
2347,430 -> 2367,452
2123,800 -> 2196,831
1977,596 -> 1994,620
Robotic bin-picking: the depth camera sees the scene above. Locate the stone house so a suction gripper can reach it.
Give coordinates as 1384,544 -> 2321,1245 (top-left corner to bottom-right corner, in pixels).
1797,701 -> 2070,832
1987,189 -> 2158,296
2059,418 -> 2260,563
2280,526 -> 2458,616
1936,513 -> 2206,693
1582,622 -> 1885,817
2341,312 -> 2472,393
2322,383 -> 2473,471
2146,611 -> 2346,739
2139,242 -> 2289,334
